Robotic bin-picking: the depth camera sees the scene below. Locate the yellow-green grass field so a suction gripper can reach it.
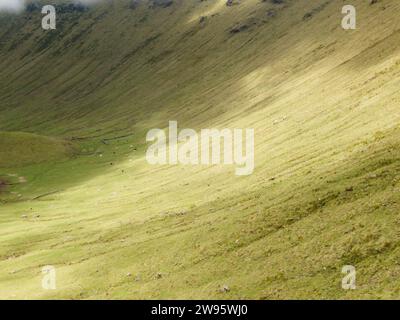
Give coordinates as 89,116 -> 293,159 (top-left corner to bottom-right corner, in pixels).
1,0 -> 400,299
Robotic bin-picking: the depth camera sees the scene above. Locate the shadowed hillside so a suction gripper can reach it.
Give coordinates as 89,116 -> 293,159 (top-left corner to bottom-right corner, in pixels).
1,0 -> 400,299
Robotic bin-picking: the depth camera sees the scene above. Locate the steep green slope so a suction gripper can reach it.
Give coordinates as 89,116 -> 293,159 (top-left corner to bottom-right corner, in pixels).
0,131 -> 76,168
0,0 -> 400,299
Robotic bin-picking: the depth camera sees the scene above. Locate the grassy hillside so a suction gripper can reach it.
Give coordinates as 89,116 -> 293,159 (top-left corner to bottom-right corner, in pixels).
0,131 -> 76,168
0,0 -> 400,299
